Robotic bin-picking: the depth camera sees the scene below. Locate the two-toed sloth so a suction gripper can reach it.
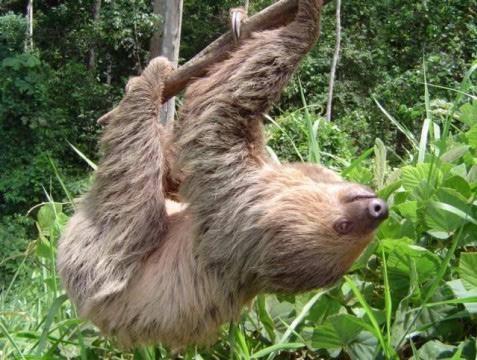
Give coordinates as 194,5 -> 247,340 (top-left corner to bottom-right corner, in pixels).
58,0 -> 388,348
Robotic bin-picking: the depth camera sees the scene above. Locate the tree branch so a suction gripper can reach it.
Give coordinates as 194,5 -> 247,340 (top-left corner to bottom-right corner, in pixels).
162,0 -> 331,101
99,0 -> 332,125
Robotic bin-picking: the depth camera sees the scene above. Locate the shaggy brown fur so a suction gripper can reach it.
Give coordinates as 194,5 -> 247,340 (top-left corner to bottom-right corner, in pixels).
58,0 -> 388,348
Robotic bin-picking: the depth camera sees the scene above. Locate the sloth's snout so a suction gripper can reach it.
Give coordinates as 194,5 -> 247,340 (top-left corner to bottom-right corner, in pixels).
335,187 -> 389,235
368,198 -> 388,220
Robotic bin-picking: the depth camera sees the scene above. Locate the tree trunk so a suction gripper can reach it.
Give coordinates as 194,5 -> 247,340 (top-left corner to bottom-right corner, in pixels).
25,0 -> 33,52
326,0 -> 341,121
150,0 -> 183,124
89,0 -> 102,70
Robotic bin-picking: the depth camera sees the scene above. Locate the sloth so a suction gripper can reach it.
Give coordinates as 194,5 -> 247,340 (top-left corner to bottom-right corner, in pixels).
57,0 -> 388,348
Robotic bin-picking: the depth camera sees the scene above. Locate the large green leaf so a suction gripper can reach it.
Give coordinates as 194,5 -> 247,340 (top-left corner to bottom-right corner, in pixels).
443,176 -> 472,199
379,238 -> 440,297
459,101 -> 477,126
401,164 -> 442,193
37,203 -> 63,233
466,124 -> 477,148
441,145 -> 470,163
459,253 -> 477,289
346,332 -> 379,360
414,340 -> 463,359
424,188 -> 474,232
311,314 -> 378,359
329,314 -> 373,342
447,279 -> 477,314
307,294 -> 342,325
311,322 -> 343,350
395,200 -> 418,222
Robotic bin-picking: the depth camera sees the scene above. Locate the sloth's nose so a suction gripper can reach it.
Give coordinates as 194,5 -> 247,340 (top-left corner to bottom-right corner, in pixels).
368,198 -> 389,220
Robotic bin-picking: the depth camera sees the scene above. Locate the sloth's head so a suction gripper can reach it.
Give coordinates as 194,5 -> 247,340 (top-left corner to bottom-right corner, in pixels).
254,163 -> 388,294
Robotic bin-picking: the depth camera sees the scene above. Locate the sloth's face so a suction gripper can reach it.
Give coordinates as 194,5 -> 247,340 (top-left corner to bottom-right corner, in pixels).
255,164 -> 388,294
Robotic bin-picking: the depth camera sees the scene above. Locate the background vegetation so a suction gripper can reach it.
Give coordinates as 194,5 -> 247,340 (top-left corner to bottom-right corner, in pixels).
1,0 -> 476,359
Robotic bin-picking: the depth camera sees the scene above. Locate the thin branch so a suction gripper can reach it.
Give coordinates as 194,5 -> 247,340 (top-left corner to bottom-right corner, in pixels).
326,0 -> 341,121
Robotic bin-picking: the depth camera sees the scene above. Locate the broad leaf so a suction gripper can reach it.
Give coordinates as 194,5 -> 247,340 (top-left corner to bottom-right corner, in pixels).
459,253 -> 477,289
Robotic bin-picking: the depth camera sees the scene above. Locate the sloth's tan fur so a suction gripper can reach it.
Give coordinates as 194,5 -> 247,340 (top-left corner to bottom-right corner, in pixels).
58,0 -> 386,347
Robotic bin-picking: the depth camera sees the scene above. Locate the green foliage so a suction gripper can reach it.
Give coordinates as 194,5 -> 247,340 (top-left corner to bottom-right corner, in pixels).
0,12 -> 26,58
282,0 -> 477,155
266,111 -> 354,167
0,215 -> 32,284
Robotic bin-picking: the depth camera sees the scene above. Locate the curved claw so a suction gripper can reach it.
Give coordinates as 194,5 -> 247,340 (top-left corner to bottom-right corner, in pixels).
230,7 -> 247,43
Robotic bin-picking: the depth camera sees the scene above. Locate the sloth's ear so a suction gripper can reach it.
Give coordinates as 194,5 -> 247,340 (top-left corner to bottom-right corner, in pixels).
97,108 -> 118,126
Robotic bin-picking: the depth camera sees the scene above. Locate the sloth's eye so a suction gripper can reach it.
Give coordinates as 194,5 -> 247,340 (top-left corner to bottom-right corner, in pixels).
334,219 -> 353,235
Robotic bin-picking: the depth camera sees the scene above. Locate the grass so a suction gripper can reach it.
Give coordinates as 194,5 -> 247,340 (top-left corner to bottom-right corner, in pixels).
1,63 -> 477,359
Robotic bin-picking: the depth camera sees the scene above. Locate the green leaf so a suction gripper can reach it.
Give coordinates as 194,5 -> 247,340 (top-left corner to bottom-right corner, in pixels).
36,236 -> 53,259
443,176 -> 471,199
441,145 -> 470,163
395,201 -> 418,222
346,332 -> 379,360
307,295 -> 342,325
415,340 -> 457,360
378,179 -> 402,200
459,253 -> 477,289
330,314 -> 374,342
379,238 -> 440,295
311,322 -> 343,350
344,277 -> 388,355
311,316 -> 379,357
468,165 -> 477,183
425,203 -> 464,233
432,280 -> 477,314
401,164 -> 441,193
459,101 -> 477,126
466,124 -> 477,148
37,203 -> 62,232
430,201 -> 477,226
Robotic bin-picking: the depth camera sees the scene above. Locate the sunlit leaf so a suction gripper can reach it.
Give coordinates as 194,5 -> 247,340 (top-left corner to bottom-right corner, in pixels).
395,201 -> 418,222
37,203 -> 62,231
441,145 -> 470,163
446,280 -> 477,314
401,164 -> 442,193
459,253 -> 477,289
459,101 -> 477,126
415,340 -> 457,360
